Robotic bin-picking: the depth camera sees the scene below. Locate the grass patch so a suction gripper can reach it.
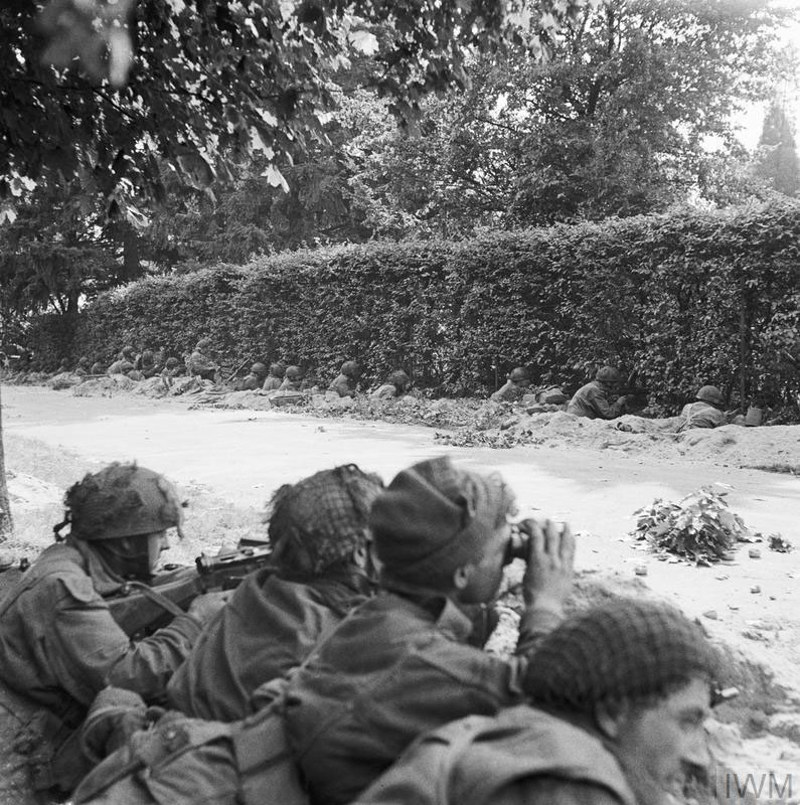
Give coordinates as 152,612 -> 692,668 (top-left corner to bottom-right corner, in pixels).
742,463 -> 800,476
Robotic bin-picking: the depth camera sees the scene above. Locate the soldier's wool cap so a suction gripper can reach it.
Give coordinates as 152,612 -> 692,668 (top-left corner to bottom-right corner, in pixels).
524,598 -> 720,714
370,456 -> 515,578
267,464 -> 384,577
65,463 -> 184,541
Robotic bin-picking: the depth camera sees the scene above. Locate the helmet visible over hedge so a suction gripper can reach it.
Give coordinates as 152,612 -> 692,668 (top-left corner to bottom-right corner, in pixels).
341,360 -> 361,378
389,369 -> 411,388
268,362 -> 286,378
250,362 -> 267,377
509,367 -> 530,383
285,365 -> 304,381
596,366 -> 622,384
65,463 -> 184,541
696,385 -> 724,406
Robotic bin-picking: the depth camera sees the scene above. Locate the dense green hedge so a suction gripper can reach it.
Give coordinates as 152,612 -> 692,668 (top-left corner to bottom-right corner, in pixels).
27,200 -> 800,413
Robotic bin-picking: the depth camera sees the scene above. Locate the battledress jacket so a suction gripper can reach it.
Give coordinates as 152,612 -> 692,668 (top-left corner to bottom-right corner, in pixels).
566,381 -> 624,420
352,705 -> 638,805
166,569 -> 369,722
328,374 -> 355,397
283,588 -> 561,805
186,350 -> 217,379
0,542 -> 205,801
490,380 -> 527,403
0,542 -> 204,719
680,401 -> 727,429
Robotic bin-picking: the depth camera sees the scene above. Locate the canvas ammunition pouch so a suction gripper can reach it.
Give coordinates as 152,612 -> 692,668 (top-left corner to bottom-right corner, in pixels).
73,680 -> 307,805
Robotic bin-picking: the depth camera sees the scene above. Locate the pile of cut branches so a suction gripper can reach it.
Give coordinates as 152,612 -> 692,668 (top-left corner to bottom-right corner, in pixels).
632,487 -> 749,564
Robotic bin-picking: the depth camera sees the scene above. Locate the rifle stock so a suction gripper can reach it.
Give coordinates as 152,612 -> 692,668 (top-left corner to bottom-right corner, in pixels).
107,544 -> 273,638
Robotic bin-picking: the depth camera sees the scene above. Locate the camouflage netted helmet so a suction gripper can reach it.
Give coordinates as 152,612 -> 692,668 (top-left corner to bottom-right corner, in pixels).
596,365 -> 622,384
141,350 -> 155,362
524,598 -> 720,717
250,362 -> 268,377
77,356 -> 90,367
389,369 -> 411,388
121,346 -> 135,359
196,337 -> 212,351
285,365 -> 304,381
64,463 -> 184,541
340,360 -> 361,378
269,362 -> 286,378
696,385 -> 724,407
266,464 -> 384,578
509,367 -> 530,383
165,357 -> 180,368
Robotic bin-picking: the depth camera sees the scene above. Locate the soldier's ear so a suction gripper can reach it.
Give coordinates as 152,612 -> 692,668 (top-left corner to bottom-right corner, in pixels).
594,701 -> 629,740
452,564 -> 473,592
352,543 -> 369,569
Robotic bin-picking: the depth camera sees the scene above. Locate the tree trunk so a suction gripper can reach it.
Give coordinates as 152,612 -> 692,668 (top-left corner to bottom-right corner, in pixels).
0,372 -> 13,540
121,225 -> 141,283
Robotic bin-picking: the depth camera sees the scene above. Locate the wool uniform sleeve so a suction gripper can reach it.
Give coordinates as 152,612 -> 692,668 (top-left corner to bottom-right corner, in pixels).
50,583 -> 202,706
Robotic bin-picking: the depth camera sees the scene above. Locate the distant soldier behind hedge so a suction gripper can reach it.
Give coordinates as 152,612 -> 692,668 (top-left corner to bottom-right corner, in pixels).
160,357 -> 185,390
261,362 -> 286,391
491,367 -> 531,403
329,360 -> 361,398
75,357 -> 92,377
679,386 -> 729,430
106,347 -> 135,377
567,366 -> 628,420
235,362 -> 268,391
280,365 -> 305,392
53,357 -> 72,376
187,338 -> 219,382
133,349 -> 161,379
371,369 -> 412,400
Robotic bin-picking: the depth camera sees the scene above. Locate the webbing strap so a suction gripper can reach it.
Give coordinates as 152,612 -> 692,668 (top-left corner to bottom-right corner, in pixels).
117,581 -> 187,619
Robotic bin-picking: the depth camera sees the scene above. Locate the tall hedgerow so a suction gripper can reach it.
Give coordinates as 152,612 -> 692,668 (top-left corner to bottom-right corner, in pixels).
26,200 -> 800,412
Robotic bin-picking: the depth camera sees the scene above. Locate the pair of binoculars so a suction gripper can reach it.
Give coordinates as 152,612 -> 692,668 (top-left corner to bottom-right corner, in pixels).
504,522 -> 530,564
504,519 -> 567,563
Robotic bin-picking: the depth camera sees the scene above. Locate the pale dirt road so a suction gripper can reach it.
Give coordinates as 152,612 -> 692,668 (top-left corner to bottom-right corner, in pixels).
4,385 -> 799,689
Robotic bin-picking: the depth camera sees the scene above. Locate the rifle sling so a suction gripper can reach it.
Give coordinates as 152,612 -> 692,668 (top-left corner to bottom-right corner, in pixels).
118,581 -> 188,619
